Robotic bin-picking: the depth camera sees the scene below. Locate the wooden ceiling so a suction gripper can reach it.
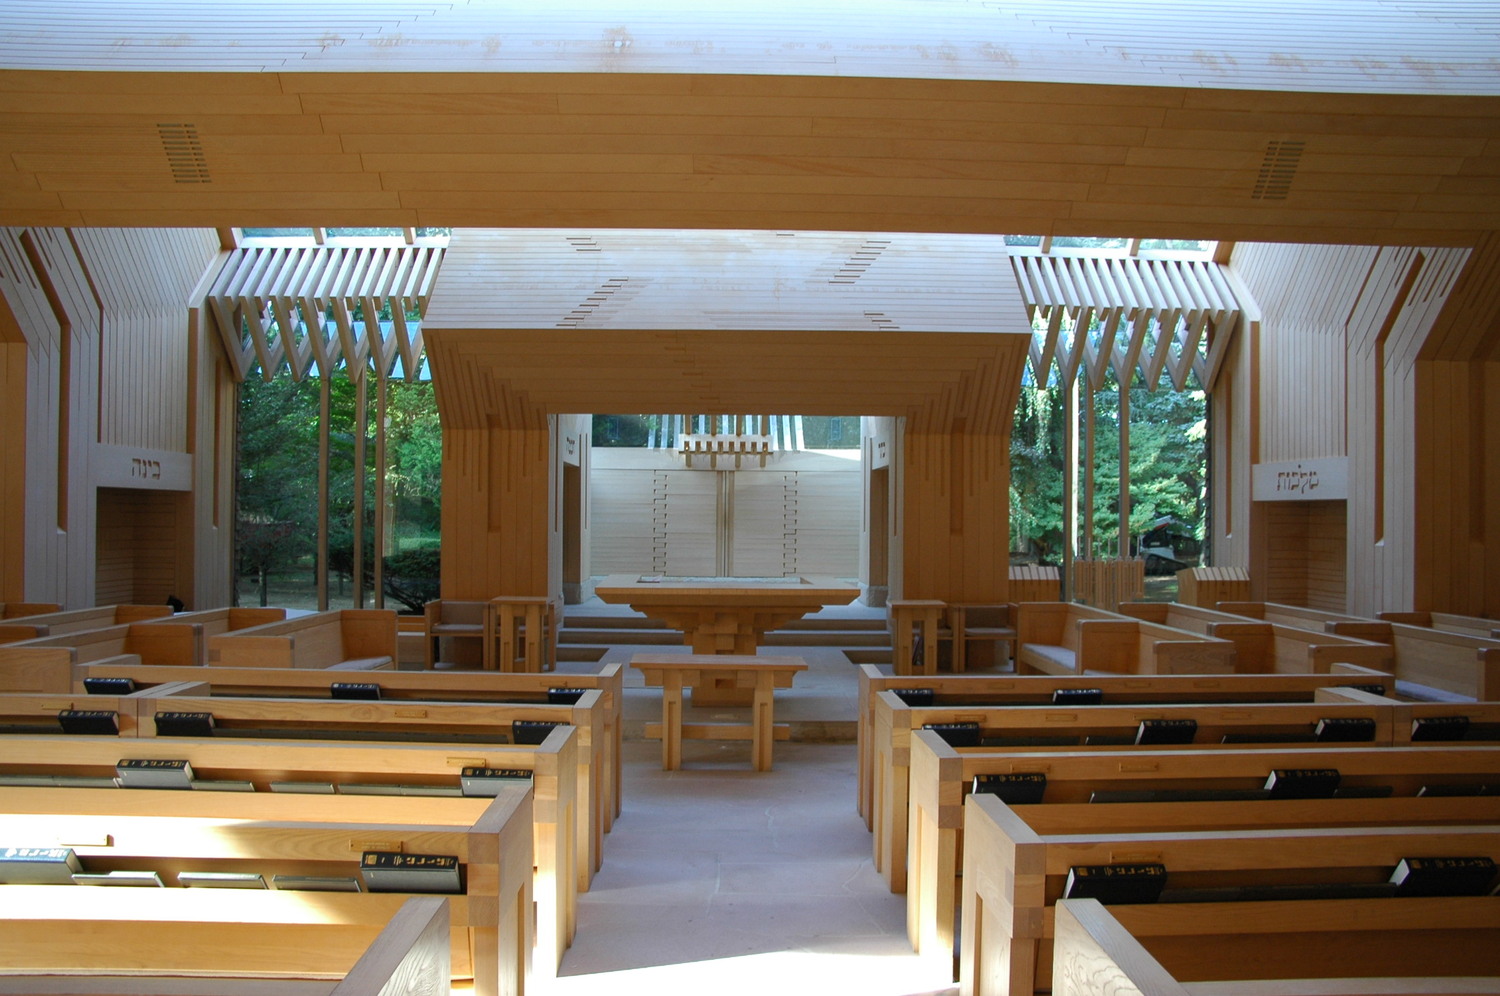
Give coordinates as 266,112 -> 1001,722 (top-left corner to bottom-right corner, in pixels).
423,229 -> 1031,431
0,69 -> 1496,245
425,327 -> 1031,435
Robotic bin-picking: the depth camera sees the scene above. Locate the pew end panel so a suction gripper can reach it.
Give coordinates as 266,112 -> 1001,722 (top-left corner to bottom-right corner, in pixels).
0,646 -> 82,693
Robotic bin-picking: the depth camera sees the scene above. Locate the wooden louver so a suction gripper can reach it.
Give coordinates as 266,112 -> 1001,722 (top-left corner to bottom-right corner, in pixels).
206,244 -> 444,383
1010,254 -> 1245,392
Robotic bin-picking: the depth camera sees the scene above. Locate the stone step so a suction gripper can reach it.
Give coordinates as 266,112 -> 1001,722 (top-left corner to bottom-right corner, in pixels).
559,613 -> 888,633
559,627 -> 890,648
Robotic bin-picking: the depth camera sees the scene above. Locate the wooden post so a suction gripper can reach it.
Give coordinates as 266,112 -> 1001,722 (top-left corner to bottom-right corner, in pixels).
1063,374 -> 1079,601
353,370 -> 368,608
1119,375 -> 1132,558
1083,377 -> 1095,561
317,375 -> 330,612
374,367 -> 387,609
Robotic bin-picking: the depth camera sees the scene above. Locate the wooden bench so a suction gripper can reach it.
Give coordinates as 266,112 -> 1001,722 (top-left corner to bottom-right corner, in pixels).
960,795 -> 1500,996
630,653 -> 808,771
1320,688 -> 1500,747
1015,602 -> 1237,677
0,620 -> 203,692
0,604 -> 174,644
1174,565 -> 1249,608
909,732 -> 1500,977
1214,600 -> 1394,643
0,785 -> 532,996
73,658 -> 625,830
854,663 -> 1396,830
0,601 -> 60,620
134,683 -> 606,896
1117,601 -> 1394,674
1217,603 -> 1500,700
0,687 -> 159,736
149,606 -> 289,662
208,609 -> 397,670
872,692 -> 1396,893
0,732 -> 576,978
0,894 -> 453,996
1052,895 -> 1500,996
1385,622 -> 1500,701
1379,609 -> 1500,640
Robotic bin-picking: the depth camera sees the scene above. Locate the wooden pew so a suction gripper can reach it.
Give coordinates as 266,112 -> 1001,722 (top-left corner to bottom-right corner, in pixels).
1218,601 -> 1500,700
144,606 -> 290,662
0,601 -> 61,620
1174,565 -> 1249,608
134,683 -> 606,893
1214,600 -> 1395,642
0,894 -> 452,996
1009,565 -> 1061,602
1052,896 -> 1500,996
0,621 -> 203,692
909,733 -> 1500,976
1384,622 -> 1500,701
1015,602 -> 1237,677
73,659 -> 625,828
1379,609 -> 1500,641
960,794 -> 1500,996
0,604 -> 173,644
1320,688 -> 1500,747
0,687 -> 157,736
872,692 -> 1396,893
0,786 -> 531,996
0,732 -> 576,978
207,609 -> 397,670
854,663 -> 1397,829
1117,601 -> 1394,674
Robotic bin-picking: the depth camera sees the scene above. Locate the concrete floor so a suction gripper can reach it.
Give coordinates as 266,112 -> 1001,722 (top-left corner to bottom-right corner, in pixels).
545,740 -> 957,996
543,599 -> 960,995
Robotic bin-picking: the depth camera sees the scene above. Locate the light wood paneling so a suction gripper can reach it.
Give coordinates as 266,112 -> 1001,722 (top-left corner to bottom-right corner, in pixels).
1231,242 -> 1373,462
1257,501 -> 1346,612
94,487 -> 184,606
0,338 -> 23,602
0,227 -> 217,608
589,460 -> 658,575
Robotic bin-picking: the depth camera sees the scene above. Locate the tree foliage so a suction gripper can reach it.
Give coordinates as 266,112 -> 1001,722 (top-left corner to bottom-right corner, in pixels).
235,371 -> 442,609
1009,371 -> 1207,562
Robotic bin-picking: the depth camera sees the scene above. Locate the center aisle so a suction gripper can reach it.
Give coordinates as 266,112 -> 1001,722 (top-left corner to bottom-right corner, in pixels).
545,739 -> 959,996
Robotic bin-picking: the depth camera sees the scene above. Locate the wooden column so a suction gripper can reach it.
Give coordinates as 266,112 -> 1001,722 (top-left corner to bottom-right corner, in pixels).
900,425 -> 1009,604
1118,376 -> 1131,557
352,371 -> 368,608
0,338 -> 24,602
1062,376 -> 1078,601
373,369 -> 388,609
439,426 -> 552,601
1083,378 -> 1095,560
317,376 -> 330,611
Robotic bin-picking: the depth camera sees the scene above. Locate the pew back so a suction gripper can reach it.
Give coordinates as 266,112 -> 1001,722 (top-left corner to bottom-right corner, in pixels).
853,663 -> 1396,827
0,605 -> 174,644
208,609 -> 397,669
961,792 -> 1500,996
0,788 -> 531,996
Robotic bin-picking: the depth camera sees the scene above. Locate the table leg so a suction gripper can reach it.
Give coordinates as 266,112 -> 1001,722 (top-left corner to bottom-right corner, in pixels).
751,671 -> 774,771
661,672 -> 684,771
